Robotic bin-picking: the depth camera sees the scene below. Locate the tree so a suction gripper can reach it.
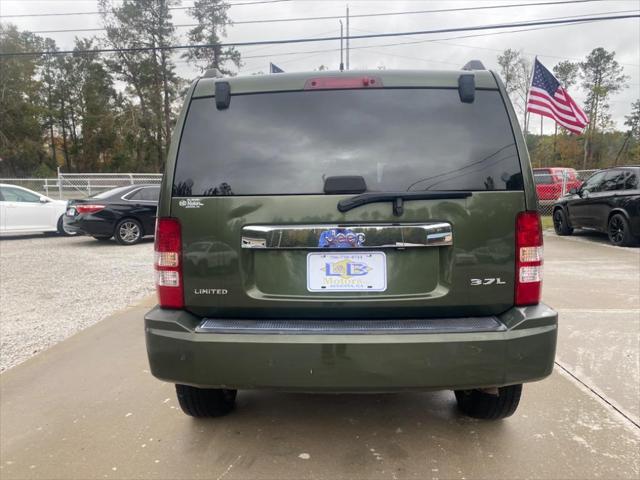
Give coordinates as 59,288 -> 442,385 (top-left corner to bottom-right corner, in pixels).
70,39 -> 120,171
552,60 -> 579,90
0,24 -> 48,176
497,49 -> 532,131
580,47 -> 627,167
40,37 -> 61,170
100,0 -> 182,170
624,99 -> 640,140
615,99 -> 640,165
498,49 -> 520,94
183,0 -> 240,76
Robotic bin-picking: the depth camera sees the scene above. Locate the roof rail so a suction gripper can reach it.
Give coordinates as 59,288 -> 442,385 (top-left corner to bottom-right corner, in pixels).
462,60 -> 486,71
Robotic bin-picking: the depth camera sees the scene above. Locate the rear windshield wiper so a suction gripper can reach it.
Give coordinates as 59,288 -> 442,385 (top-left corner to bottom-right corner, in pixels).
337,191 -> 472,216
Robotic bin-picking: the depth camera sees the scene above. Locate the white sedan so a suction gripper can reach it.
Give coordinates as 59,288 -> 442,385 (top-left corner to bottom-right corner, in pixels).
0,184 -> 73,235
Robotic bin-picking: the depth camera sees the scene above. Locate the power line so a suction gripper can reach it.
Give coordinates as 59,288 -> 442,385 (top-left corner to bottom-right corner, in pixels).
2,14 -> 638,57
22,2 -> 625,34
240,18 -> 604,62
239,17 -> 640,74
0,0 -> 290,18
0,0 -> 606,20
349,10 -> 640,66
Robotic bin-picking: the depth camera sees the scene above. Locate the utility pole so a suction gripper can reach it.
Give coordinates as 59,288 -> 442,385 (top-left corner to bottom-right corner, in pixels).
346,5 -> 350,70
339,20 -> 344,71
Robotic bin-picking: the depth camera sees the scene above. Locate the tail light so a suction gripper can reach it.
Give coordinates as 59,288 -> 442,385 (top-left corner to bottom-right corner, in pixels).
304,76 -> 383,90
76,204 -> 106,214
154,217 -> 183,309
515,211 -> 543,306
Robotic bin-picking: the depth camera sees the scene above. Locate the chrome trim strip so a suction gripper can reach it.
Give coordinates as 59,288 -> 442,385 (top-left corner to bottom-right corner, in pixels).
241,223 -> 452,249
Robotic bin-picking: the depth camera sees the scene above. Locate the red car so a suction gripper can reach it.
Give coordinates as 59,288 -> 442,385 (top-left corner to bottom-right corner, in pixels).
533,167 -> 582,201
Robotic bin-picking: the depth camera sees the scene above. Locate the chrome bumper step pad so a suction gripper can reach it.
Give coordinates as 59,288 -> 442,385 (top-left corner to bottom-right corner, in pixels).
196,317 -> 505,335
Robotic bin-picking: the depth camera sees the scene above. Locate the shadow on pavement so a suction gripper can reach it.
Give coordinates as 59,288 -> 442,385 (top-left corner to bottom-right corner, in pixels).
0,233 -> 58,241
63,236 -> 155,247
570,229 -> 639,248
544,229 -> 639,248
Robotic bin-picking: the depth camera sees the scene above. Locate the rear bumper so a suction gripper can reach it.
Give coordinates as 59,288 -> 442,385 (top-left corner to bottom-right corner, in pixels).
145,304 -> 557,392
63,215 -> 113,236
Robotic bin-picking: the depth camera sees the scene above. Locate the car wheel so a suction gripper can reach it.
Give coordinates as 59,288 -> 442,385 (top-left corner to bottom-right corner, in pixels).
92,235 -> 111,242
175,384 -> 237,418
114,218 -> 143,245
454,384 -> 522,420
57,216 -> 77,236
608,213 -> 634,246
552,209 -> 573,236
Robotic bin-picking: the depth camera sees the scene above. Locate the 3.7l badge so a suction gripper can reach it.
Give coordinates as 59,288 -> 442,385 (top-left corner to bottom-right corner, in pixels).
470,278 -> 507,286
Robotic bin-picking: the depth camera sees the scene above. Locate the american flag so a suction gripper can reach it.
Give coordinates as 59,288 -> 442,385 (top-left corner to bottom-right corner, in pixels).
526,58 -> 589,135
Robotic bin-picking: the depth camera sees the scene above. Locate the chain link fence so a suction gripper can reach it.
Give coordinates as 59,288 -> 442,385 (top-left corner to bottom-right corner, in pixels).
0,172 -> 163,200
535,169 -> 598,217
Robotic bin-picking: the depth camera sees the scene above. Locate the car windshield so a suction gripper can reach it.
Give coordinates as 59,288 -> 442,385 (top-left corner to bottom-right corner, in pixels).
173,88 -> 522,196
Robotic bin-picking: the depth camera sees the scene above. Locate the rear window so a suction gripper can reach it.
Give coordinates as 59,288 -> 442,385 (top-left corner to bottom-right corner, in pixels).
173,88 -> 522,196
534,174 -> 553,184
91,185 -> 133,199
128,186 -> 160,201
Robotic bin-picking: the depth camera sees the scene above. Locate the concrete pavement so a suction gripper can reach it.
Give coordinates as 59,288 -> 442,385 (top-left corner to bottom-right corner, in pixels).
1,232 -> 639,480
543,231 -> 640,424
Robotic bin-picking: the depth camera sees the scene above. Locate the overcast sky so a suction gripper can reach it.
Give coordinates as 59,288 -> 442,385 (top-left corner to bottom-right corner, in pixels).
1,0 -> 639,131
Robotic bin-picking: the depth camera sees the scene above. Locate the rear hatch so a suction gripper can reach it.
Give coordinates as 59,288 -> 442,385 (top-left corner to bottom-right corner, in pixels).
170,73 -> 526,319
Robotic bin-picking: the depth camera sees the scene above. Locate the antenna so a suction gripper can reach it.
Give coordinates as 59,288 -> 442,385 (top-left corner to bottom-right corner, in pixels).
339,20 -> 344,71
346,5 -> 350,70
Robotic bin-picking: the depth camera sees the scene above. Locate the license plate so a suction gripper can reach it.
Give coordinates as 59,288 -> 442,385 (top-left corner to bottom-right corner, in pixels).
307,252 -> 387,292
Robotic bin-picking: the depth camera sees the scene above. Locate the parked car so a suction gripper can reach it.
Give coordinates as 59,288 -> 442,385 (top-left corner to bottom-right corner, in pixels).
552,166 -> 640,246
63,184 -> 159,245
0,183 -> 73,236
145,67 -> 557,420
533,167 -> 582,202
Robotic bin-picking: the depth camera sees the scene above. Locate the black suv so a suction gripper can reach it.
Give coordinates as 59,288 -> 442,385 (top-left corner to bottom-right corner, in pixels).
552,166 -> 640,246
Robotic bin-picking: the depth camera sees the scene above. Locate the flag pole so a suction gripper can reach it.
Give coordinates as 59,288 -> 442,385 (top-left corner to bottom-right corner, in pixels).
524,56 -> 537,136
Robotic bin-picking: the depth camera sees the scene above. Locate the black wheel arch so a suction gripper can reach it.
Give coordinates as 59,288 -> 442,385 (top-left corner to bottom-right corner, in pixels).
553,204 -> 572,228
608,208 -> 631,225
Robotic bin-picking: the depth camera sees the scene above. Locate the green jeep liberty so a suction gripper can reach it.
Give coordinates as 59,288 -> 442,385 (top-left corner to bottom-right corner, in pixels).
145,65 -> 557,420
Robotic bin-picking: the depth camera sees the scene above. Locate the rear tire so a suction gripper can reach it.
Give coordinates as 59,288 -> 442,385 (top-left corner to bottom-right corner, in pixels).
57,216 -> 77,236
175,384 -> 237,418
114,218 -> 143,245
553,208 -> 573,236
454,384 -> 522,420
608,213 -> 634,246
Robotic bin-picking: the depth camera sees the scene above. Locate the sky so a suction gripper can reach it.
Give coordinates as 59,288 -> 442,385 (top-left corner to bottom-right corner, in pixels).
1,0 -> 639,132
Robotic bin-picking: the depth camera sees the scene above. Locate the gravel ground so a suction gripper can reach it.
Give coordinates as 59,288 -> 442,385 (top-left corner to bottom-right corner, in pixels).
0,234 -> 154,372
